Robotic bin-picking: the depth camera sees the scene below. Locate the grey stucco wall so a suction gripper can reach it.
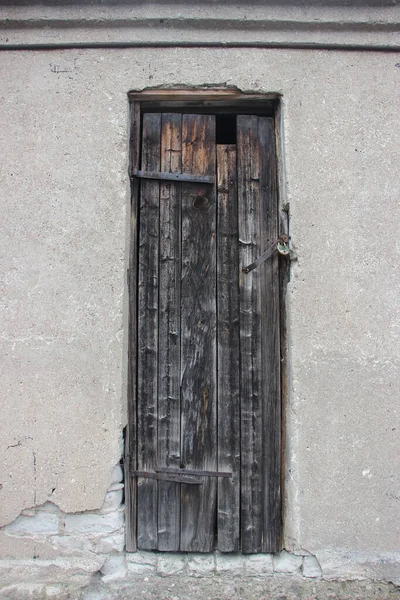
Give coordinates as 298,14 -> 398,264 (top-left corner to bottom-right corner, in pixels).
1,48 -> 399,561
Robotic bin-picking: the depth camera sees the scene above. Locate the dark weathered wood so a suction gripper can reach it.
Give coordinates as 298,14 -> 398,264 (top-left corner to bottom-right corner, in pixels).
259,117 -> 281,553
129,107 -> 282,555
279,203 -> 290,557
125,100 -> 141,553
216,144 -> 241,552
133,169 -> 214,184
157,467 -> 231,478
180,114 -> 217,552
132,471 -> 203,485
237,115 -> 264,554
136,113 -> 161,550
157,113 -> 182,551
237,115 -> 282,553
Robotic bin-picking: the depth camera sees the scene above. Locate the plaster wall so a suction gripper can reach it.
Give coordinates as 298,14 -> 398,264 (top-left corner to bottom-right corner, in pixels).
1,47 -> 399,571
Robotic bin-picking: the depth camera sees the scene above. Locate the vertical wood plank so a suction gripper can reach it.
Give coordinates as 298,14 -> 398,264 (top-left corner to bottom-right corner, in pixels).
278,168 -> 289,558
136,113 -> 161,550
216,144 -> 240,552
125,101 -> 141,553
157,113 -> 182,551
180,114 -> 217,552
259,117 -> 281,553
237,115 -> 264,553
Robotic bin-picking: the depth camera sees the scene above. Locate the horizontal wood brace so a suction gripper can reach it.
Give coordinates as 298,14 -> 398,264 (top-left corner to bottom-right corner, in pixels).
156,467 -> 232,478
131,468 -> 232,480
131,470 -> 203,485
132,169 -> 215,184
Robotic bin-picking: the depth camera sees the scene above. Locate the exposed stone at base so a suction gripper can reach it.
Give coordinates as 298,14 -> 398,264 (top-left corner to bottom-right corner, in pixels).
1,461 -> 400,599
0,464 -> 124,566
1,575 -> 400,600
1,551 -> 400,600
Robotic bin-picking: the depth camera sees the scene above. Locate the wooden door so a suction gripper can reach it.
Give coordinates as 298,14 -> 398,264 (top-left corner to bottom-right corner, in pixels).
127,112 -> 281,553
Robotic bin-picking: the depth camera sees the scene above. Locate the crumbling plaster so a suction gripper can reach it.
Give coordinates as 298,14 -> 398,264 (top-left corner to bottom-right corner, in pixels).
1,47 -> 399,563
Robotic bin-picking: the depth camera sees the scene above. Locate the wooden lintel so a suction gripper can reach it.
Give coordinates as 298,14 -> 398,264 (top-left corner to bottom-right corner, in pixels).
128,89 -> 280,107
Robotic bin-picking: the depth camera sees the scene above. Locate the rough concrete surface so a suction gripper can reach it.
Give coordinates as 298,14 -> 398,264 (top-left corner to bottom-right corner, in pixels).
2,2 -> 400,50
1,576 -> 400,600
0,44 -> 399,587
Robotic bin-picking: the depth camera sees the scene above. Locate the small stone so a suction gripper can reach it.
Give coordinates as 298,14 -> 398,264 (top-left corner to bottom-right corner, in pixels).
302,555 -> 323,578
215,553 -> 245,576
4,512 -> 59,536
273,550 -> 302,573
111,464 -> 123,484
126,560 -> 156,576
64,508 -> 124,534
245,554 -> 273,577
100,553 -> 126,576
108,482 -> 124,492
48,534 -> 93,554
91,531 -> 125,553
157,553 -> 185,576
99,487 -> 123,513
126,550 -> 157,576
126,550 -> 157,566
187,554 -> 215,577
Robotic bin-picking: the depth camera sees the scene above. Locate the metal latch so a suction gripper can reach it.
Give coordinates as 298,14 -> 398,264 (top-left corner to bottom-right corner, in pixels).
242,235 -> 293,274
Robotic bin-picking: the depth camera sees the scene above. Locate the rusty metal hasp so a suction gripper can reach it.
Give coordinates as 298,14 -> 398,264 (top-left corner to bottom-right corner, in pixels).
242,235 -> 291,273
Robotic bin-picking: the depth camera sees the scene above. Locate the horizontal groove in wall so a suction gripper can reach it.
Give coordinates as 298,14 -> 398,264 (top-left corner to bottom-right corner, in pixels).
1,41 -> 400,52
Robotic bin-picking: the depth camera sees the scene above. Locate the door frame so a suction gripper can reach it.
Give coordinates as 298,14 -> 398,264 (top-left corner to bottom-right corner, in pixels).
124,88 -> 289,553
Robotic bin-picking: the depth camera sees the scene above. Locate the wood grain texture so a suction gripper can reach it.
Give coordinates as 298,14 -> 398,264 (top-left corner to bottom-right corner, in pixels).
180,114 -> 217,552
216,144 -> 240,552
136,113 -> 161,550
130,109 -> 281,554
133,169 -> 214,184
157,113 -> 182,551
237,115 -> 264,554
237,115 -> 282,554
259,117 -> 281,553
125,101 -> 141,552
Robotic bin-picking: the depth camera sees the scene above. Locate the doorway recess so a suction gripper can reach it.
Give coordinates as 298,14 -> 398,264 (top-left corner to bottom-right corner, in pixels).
125,88 -> 287,554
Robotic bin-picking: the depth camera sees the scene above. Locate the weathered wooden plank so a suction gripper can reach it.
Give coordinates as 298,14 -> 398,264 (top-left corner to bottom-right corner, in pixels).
136,113 -> 161,550
157,113 -> 182,551
259,117 -> 281,553
216,144 -> 241,552
180,114 -> 217,552
133,169 -> 214,184
125,100 -> 141,553
237,115 -> 264,554
279,201 -> 290,558
157,467 -> 231,478
133,471 -> 202,485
